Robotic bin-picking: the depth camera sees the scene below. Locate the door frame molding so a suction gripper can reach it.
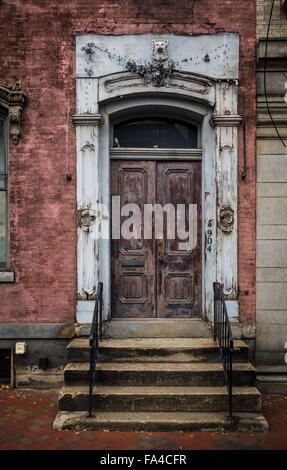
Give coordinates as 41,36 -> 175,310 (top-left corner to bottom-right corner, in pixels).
110,148 -> 202,161
74,34 -> 243,324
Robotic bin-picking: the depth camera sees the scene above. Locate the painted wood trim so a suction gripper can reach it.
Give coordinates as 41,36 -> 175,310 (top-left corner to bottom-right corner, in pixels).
110,148 -> 203,160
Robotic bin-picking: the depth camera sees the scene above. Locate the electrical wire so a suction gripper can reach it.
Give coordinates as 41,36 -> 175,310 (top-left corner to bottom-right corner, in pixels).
264,0 -> 286,148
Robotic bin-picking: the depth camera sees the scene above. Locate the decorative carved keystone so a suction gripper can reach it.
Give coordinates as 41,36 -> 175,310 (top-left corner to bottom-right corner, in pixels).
0,80 -> 26,144
126,60 -> 175,88
125,39 -> 174,87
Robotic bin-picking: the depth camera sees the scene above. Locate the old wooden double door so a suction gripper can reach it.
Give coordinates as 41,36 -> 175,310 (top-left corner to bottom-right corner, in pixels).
111,159 -> 201,318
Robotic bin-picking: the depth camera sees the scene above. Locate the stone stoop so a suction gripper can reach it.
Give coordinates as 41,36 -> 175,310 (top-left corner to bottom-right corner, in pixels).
256,366 -> 287,394
53,337 -> 269,432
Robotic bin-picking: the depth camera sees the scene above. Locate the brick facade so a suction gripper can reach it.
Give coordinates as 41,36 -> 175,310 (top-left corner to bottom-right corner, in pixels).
0,0 -> 256,324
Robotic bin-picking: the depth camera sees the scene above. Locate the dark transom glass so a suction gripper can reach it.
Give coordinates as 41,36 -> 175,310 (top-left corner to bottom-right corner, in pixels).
113,119 -> 198,149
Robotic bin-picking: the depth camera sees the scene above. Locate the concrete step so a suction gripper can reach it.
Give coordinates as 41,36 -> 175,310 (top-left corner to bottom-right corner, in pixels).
106,319 -> 212,338
256,365 -> 287,394
256,375 -> 287,394
53,410 -> 269,432
67,338 -> 249,363
256,365 -> 287,374
64,362 -> 256,387
58,385 -> 261,413
76,319 -> 212,339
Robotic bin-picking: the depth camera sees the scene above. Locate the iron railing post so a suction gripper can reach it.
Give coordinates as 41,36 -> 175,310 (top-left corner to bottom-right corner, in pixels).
213,282 -> 233,419
88,347 -> 94,417
99,283 -> 103,342
229,347 -> 233,418
88,282 -> 103,418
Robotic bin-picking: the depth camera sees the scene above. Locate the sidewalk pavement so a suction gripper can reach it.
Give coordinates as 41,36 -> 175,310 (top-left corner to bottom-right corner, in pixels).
0,388 -> 287,450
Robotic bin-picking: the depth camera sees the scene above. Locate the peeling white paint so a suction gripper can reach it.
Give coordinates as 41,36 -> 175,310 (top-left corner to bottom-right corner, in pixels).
76,34 -> 240,80
75,34 -> 241,323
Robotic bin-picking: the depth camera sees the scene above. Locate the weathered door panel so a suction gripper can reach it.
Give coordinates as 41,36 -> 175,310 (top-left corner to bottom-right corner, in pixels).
111,160 -> 156,318
156,161 -> 201,317
111,159 -> 201,318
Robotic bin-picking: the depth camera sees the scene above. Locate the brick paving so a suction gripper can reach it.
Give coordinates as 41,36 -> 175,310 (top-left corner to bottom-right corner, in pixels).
0,388 -> 287,450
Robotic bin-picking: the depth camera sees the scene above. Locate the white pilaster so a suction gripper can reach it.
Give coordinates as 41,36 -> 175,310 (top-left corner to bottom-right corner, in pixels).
72,114 -> 102,323
210,81 -> 243,317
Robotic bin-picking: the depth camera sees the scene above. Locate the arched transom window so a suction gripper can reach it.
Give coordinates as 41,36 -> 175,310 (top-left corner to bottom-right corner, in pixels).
113,118 -> 198,149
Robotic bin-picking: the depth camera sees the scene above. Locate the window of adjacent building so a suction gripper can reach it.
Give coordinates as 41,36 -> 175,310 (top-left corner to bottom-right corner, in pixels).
0,111 -> 8,269
113,118 -> 198,149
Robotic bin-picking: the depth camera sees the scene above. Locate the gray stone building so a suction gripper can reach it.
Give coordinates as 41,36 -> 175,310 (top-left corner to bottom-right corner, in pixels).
256,0 -> 287,391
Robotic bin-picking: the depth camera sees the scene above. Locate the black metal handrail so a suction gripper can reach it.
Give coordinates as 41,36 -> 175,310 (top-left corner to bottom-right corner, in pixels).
213,282 -> 234,418
88,282 -> 103,418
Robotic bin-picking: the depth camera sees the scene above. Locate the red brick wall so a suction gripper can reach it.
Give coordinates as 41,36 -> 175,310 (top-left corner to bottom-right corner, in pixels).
0,0 -> 256,323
